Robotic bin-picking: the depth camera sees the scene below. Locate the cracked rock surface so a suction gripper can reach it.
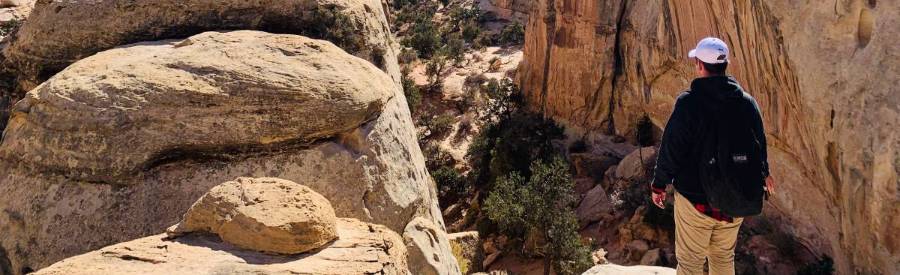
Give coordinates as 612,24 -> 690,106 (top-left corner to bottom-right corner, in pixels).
33,218 -> 409,275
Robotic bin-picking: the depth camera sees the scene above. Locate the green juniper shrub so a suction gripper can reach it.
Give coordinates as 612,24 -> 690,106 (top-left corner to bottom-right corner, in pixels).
403,13 -> 441,58
482,78 -> 522,121
483,158 -> 593,275
497,21 -> 526,46
401,67 -> 422,112
432,166 -> 468,208
306,5 -> 367,54
487,112 -> 563,181
427,114 -> 456,138
425,48 -> 450,86
461,21 -> 481,42
423,144 -> 455,171
0,18 -> 20,37
465,110 -> 559,189
445,33 -> 466,65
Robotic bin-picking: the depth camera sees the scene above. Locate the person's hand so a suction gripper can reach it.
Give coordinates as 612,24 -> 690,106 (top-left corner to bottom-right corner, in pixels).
765,175 -> 776,196
651,190 -> 666,209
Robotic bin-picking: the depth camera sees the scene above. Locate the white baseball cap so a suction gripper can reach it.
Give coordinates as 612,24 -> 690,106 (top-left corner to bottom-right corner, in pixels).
688,37 -> 729,64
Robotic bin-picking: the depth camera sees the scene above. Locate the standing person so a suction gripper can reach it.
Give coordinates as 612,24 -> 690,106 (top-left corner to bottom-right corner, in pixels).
649,37 -> 776,275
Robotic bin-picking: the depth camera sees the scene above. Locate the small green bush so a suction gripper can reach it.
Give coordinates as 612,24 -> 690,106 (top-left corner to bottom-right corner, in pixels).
461,21 -> 481,42
428,114 -> 456,137
445,33 -> 466,64
401,68 -> 422,112
0,19 -> 20,37
305,6 -> 367,55
425,48 -> 450,85
483,158 -> 593,275
432,166 -> 468,207
403,15 -> 441,58
497,21 -> 525,46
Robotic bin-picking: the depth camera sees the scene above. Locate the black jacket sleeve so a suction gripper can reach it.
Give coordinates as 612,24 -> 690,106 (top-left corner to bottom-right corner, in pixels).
652,93 -> 694,189
749,98 -> 770,178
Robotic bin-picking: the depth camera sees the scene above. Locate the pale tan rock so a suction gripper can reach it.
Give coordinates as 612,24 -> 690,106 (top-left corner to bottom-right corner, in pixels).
448,231 -> 484,274
591,248 -> 608,265
0,30 -> 453,275
479,0 -> 529,22
403,217 -> 462,275
0,0 -> 32,23
1,0 -> 399,92
2,30 -> 394,184
576,184 -> 612,227
519,0 -> 900,272
614,147 -> 656,181
639,248 -> 661,266
168,177 -> 338,254
33,218 -> 409,275
582,264 -> 675,275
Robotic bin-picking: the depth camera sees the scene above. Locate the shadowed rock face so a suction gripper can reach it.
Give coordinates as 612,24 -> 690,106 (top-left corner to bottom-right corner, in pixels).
518,0 -> 899,273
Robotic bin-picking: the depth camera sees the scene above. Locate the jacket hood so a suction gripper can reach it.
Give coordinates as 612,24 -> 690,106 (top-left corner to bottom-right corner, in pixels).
689,75 -> 744,102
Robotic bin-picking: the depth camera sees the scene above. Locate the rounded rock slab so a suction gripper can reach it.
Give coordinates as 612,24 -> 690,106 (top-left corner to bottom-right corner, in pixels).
0,30 -> 395,184
169,177 -> 339,254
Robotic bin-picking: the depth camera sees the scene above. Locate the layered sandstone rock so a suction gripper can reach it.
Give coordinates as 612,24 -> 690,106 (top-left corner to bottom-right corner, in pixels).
2,30 -> 394,183
29,179 -> 407,274
0,30 -> 457,274
479,0 -> 530,22
0,0 -> 399,92
518,0 -> 899,273
34,219 -> 410,275
0,0 -> 402,131
168,177 -> 339,254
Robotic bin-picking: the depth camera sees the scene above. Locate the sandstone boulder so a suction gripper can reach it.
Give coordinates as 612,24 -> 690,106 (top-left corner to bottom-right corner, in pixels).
168,177 -> 338,254
576,184 -> 612,227
0,0 -> 398,93
2,30 -> 394,184
404,217 -> 462,275
0,30 -> 453,274
33,218 -> 409,275
518,0 -> 899,272
614,147 -> 656,181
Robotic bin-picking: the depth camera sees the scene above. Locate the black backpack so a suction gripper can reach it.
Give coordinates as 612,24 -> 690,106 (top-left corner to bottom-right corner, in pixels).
697,94 -> 766,217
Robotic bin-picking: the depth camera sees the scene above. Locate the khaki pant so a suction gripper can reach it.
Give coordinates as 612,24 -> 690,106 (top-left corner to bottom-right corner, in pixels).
674,192 -> 743,275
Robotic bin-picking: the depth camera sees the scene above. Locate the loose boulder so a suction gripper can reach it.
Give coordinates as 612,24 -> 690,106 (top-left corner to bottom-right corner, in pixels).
168,177 -> 338,254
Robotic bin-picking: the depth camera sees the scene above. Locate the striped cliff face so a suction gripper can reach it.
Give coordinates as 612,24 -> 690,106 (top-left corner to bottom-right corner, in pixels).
517,0 -> 899,273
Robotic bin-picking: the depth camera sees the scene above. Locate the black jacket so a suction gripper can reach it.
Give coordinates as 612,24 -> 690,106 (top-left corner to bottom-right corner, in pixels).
651,76 -> 769,204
